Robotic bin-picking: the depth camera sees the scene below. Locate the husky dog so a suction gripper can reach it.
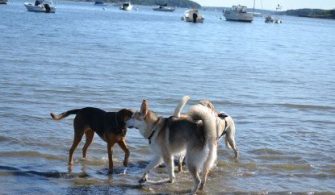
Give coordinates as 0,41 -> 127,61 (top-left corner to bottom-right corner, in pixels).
127,99 -> 218,194
174,96 -> 239,159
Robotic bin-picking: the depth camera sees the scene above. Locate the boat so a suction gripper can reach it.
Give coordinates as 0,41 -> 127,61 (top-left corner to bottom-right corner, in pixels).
265,16 -> 282,24
265,15 -> 282,23
223,5 -> 253,22
153,4 -> 175,12
24,0 -> 55,13
0,0 -> 8,4
94,0 -> 105,5
265,4 -> 282,24
181,9 -> 204,23
120,2 -> 132,11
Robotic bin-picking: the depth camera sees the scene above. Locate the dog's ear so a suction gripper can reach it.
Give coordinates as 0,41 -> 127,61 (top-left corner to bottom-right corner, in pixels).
140,100 -> 148,116
120,109 -> 134,121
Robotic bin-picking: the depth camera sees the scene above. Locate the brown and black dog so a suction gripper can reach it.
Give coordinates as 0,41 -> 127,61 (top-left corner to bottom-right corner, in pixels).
50,107 -> 133,173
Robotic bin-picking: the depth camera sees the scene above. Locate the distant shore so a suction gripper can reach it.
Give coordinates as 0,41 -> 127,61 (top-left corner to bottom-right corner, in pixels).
285,8 -> 335,19
69,0 -> 335,20
201,6 -> 335,20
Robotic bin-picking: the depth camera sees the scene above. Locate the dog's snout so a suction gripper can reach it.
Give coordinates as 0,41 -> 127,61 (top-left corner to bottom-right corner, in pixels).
126,118 -> 136,128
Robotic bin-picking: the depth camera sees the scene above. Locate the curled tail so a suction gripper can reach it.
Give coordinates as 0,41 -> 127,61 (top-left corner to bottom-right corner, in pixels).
188,104 -> 217,140
50,109 -> 80,121
188,104 -> 218,170
173,96 -> 190,117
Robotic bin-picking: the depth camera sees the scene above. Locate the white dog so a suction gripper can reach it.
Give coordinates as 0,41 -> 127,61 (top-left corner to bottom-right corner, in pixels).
173,96 -> 239,159
127,99 -> 218,194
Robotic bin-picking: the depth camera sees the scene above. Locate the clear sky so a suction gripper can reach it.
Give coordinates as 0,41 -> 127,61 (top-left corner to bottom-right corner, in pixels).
195,0 -> 335,10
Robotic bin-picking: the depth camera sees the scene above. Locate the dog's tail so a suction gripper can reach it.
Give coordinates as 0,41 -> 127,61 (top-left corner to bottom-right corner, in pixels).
50,109 -> 80,121
188,104 -> 218,170
188,104 -> 217,140
173,96 -> 190,117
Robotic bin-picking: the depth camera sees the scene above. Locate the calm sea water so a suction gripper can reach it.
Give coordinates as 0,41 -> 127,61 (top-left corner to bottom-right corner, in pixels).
1,0 -> 335,194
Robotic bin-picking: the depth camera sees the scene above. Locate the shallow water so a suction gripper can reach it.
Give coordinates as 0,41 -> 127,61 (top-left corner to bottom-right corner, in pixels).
1,0 -> 335,194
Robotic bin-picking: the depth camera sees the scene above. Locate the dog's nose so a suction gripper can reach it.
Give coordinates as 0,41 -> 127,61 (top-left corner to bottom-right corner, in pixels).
126,118 -> 136,128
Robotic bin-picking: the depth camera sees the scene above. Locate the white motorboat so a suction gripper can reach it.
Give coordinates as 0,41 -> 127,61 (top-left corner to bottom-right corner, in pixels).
120,2 -> 132,11
265,15 -> 282,23
265,4 -> 283,24
153,4 -> 175,12
181,9 -> 204,23
24,0 -> 55,13
223,5 -> 253,22
0,0 -> 8,4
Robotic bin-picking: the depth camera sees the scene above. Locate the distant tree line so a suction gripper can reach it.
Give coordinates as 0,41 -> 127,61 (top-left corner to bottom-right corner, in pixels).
286,9 -> 335,19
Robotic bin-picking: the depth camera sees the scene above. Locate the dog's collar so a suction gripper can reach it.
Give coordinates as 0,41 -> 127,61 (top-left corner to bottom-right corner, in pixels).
147,117 -> 162,144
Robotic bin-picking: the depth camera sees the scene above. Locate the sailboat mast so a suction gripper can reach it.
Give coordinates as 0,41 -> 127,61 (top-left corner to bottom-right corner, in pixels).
253,0 -> 255,12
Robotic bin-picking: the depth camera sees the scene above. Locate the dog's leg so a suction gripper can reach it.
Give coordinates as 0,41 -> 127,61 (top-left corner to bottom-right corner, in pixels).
163,154 -> 175,183
106,134 -> 117,174
226,131 -> 239,159
188,165 -> 201,195
69,131 -> 84,166
117,138 -> 130,167
139,156 -> 162,183
228,137 -> 239,159
200,142 -> 217,190
186,151 -> 202,194
225,118 -> 239,159
178,154 -> 184,172
82,129 -> 94,159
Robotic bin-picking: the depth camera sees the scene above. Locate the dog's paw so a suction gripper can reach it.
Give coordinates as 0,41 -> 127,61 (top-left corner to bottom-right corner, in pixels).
138,177 -> 147,184
199,182 -> 205,190
235,151 -> 240,160
177,165 -> 183,173
123,160 -> 128,167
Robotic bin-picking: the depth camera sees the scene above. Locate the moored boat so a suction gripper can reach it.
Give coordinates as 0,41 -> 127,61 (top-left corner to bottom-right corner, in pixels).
265,4 -> 283,24
120,2 -> 132,11
223,5 -> 253,22
153,4 -> 175,12
24,0 -> 55,13
94,0 -> 105,5
0,0 -> 8,4
265,15 -> 282,23
181,9 -> 204,23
